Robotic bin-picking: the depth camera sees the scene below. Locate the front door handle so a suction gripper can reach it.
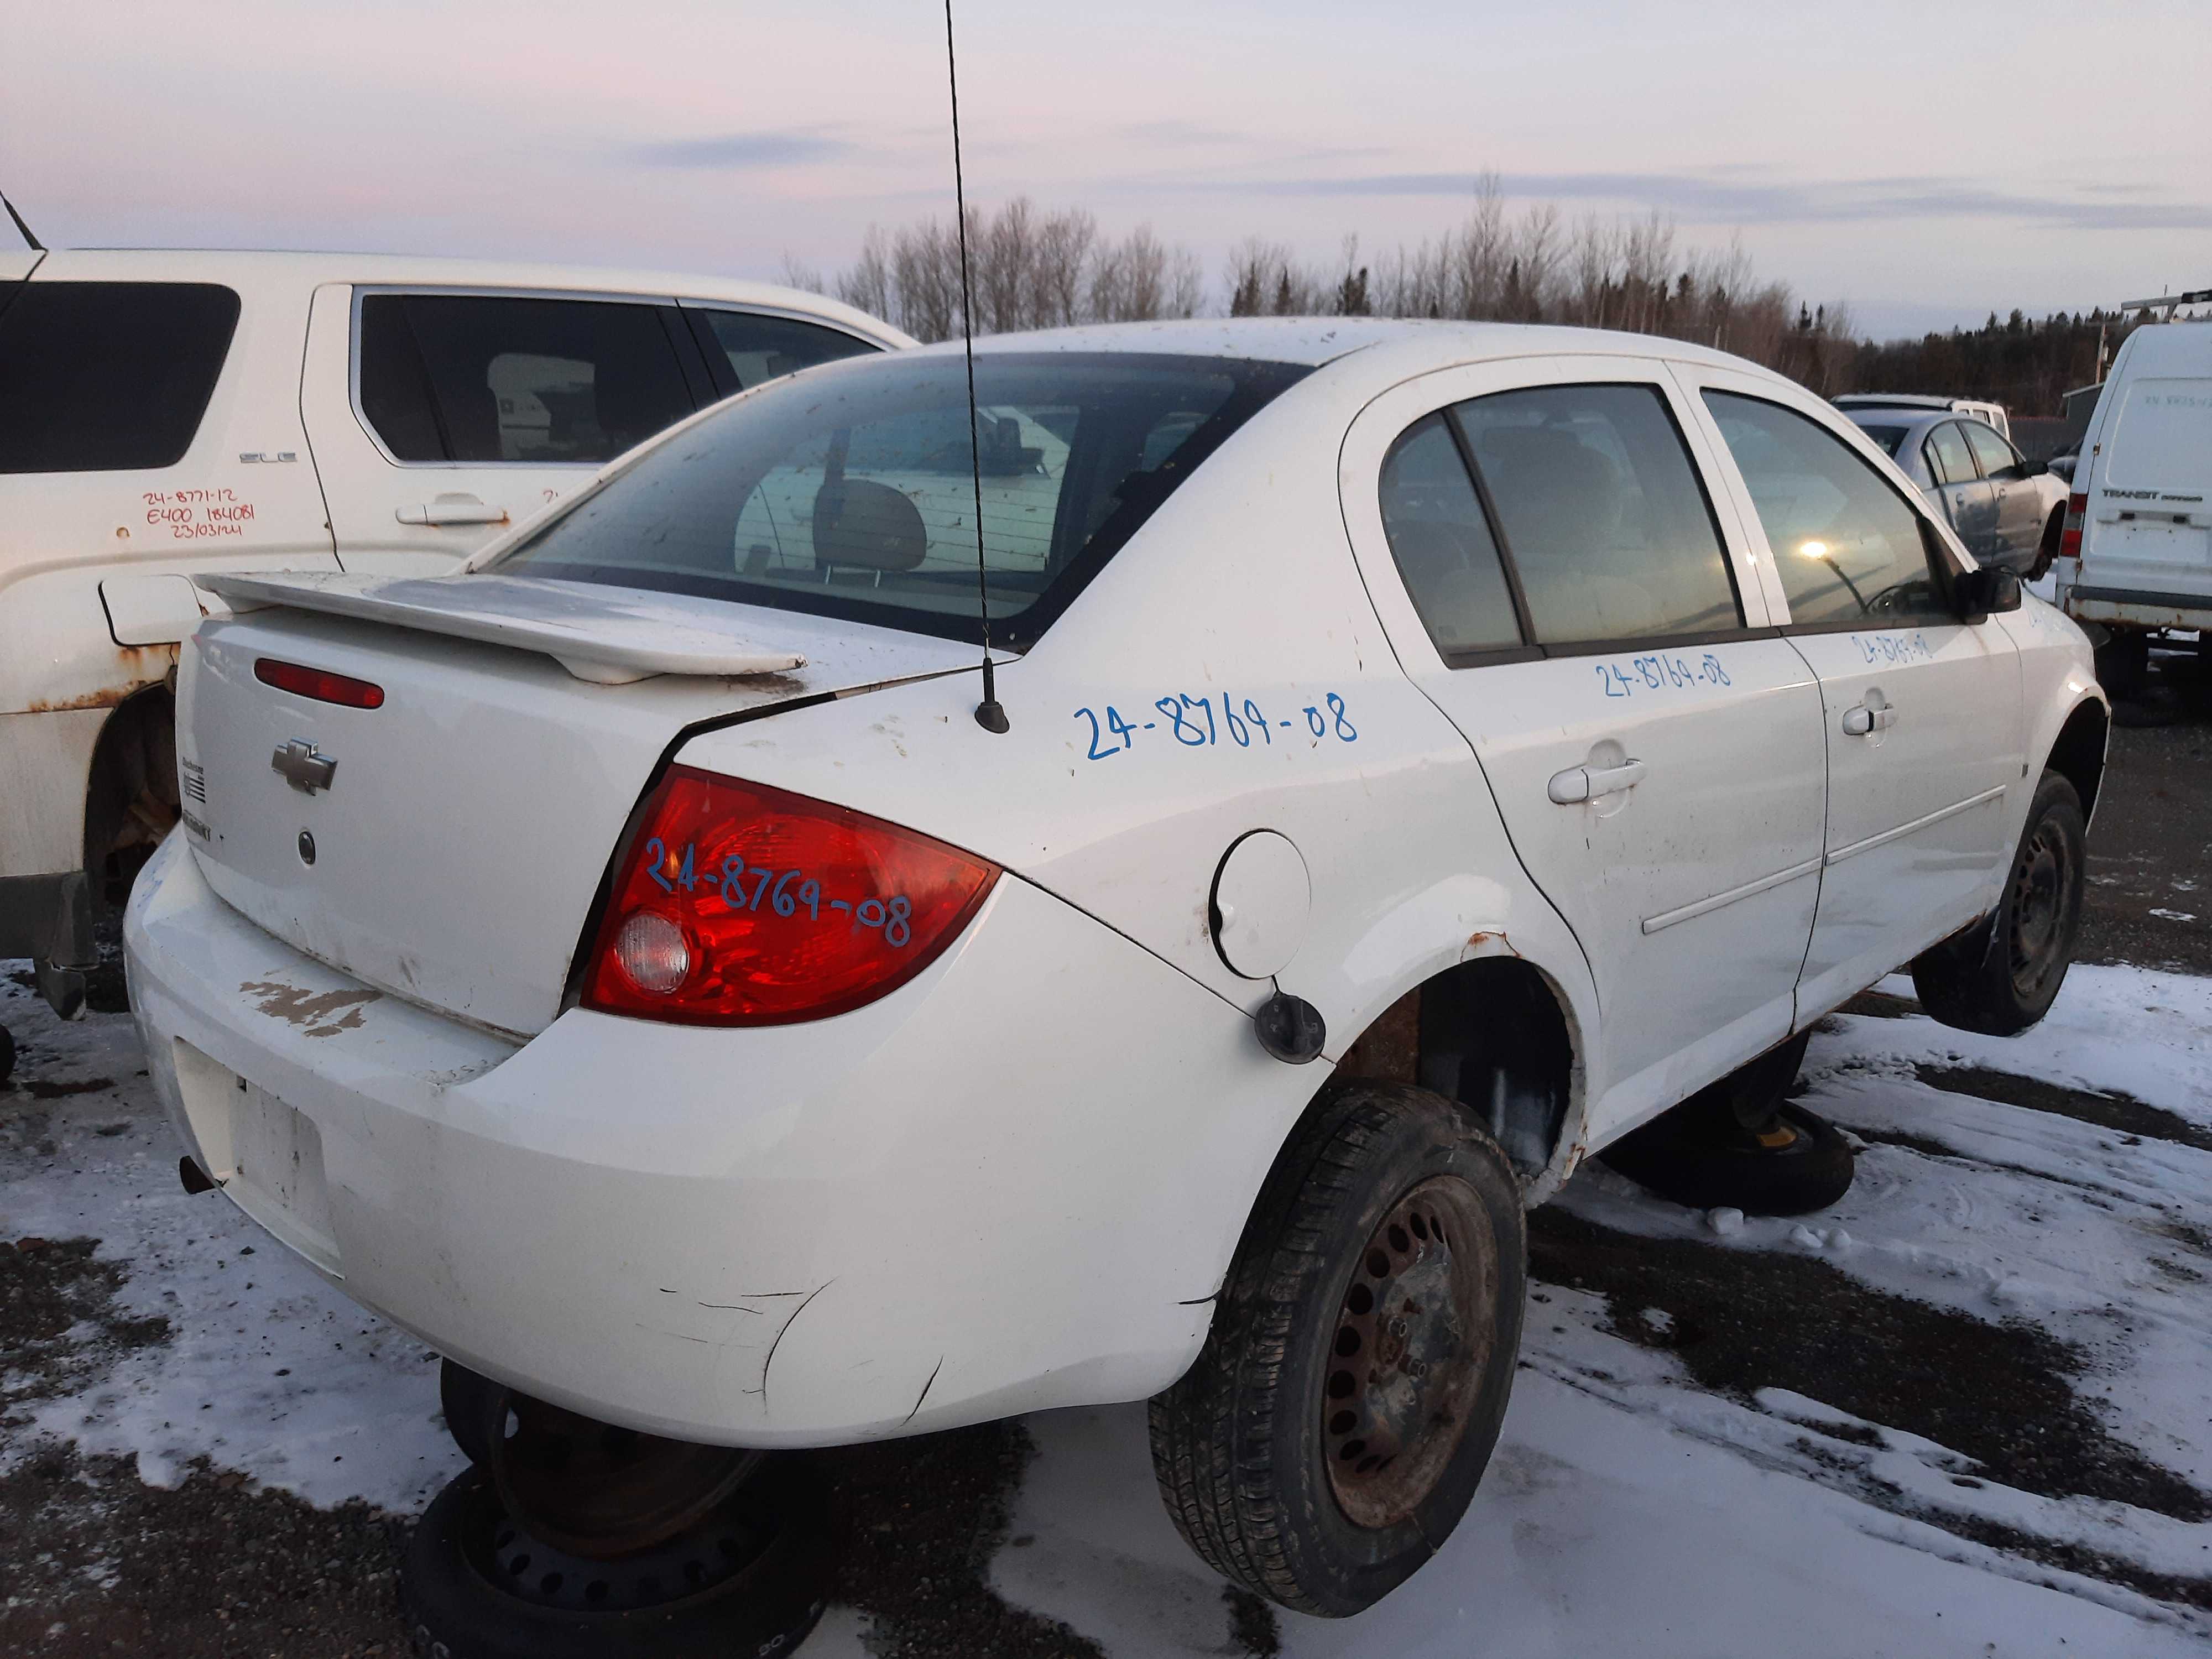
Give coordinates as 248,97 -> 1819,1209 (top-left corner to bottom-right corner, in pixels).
396,493 -> 510,528
1548,757 -> 1646,804
1841,701 -> 1898,737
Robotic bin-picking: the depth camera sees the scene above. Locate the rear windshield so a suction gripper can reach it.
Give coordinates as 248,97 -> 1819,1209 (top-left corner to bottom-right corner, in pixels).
493,351 -> 1308,649
0,281 -> 240,473
1854,424 -> 1910,456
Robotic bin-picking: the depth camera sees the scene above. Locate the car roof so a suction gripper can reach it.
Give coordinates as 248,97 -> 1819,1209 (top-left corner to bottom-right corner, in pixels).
927,314 -> 1782,376
1844,407 -> 1943,434
25,247 -> 914,346
1834,393 -> 1989,411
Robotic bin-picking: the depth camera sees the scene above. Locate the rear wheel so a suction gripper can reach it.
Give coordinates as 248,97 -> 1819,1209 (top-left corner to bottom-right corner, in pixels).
2030,508 -> 2062,582
1911,769 -> 2085,1036
1149,1079 -> 1524,1616
2097,631 -> 2149,699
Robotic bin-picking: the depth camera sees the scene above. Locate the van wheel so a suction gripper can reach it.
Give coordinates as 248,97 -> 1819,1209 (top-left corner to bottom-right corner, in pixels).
2096,632 -> 2148,699
1149,1079 -> 1524,1616
1912,770 -> 2085,1036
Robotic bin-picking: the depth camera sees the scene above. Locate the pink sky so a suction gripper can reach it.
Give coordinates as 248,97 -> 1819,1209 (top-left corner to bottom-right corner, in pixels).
8,0 -> 2206,338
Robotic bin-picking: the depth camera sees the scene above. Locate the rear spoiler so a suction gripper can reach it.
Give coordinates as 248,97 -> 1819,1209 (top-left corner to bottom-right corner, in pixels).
196,571 -> 807,686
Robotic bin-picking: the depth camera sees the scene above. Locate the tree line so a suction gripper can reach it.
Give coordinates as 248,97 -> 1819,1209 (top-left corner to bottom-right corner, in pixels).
787,178 -> 2145,412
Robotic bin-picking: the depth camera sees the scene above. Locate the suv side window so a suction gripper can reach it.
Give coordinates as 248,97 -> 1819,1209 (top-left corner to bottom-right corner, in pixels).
1376,414 -> 1522,658
0,282 -> 240,473
1925,421 -> 1976,486
358,294 -> 697,465
1454,384 -> 1740,645
1705,392 -> 1953,628
1963,421 -> 2022,481
689,310 -> 876,395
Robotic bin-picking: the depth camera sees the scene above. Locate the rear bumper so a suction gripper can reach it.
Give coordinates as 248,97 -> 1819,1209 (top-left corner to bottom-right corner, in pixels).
2065,585 -> 2212,632
124,831 -> 1286,1447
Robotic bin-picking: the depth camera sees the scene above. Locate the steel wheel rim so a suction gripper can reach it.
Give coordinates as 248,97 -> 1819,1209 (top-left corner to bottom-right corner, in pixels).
2008,818 -> 2072,999
1322,1175 -> 1495,1530
489,1393 -> 765,1559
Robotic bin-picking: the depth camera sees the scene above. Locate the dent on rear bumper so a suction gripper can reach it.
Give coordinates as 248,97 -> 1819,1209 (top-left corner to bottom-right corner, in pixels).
125,830 -> 1296,1447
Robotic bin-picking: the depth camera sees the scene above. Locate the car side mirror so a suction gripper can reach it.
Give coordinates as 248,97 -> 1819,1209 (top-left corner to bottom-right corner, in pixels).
2023,456 -> 2048,478
1955,566 -> 2022,622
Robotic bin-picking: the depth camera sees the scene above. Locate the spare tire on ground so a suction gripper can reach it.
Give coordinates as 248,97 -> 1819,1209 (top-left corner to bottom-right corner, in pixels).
1598,1030 -> 1855,1217
401,1456 -> 830,1659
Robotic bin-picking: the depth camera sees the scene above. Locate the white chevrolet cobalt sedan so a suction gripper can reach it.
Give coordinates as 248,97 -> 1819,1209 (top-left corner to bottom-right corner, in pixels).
126,319 -> 2105,1622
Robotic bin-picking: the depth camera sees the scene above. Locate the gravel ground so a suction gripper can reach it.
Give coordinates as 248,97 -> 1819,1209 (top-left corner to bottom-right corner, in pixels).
2,666 -> 2207,1658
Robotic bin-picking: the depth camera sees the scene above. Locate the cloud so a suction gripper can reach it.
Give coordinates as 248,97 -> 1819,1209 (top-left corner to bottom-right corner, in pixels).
628,131 -> 857,169
1154,168 -> 2212,231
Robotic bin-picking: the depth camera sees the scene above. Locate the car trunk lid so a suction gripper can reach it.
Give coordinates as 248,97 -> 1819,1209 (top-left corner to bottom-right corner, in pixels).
179,578 -> 977,1037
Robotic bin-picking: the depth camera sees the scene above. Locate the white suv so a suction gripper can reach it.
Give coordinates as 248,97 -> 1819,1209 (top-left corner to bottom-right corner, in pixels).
126,320 -> 2106,1623
0,249 -> 908,1037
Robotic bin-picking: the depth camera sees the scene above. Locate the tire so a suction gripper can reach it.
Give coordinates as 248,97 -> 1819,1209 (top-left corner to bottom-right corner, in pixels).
401,1460 -> 829,1659
0,1023 -> 14,1086
440,1359 -> 508,1469
2030,509 -> 2061,582
1599,1098 -> 1854,1217
1911,769 -> 2085,1037
2097,632 -> 2148,700
1148,1079 -> 1524,1617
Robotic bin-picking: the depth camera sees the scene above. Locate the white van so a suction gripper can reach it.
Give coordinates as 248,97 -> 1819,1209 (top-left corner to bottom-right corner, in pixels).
2056,321 -> 2212,692
0,249 -> 909,1041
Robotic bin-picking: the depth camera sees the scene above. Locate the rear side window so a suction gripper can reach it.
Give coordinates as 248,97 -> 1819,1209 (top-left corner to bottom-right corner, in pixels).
1377,415 -> 1522,658
1925,422 -> 1976,486
1705,392 -> 1952,628
0,282 -> 239,473
1963,421 -> 2020,480
691,310 -> 876,393
1455,384 -> 1740,645
358,294 -> 697,465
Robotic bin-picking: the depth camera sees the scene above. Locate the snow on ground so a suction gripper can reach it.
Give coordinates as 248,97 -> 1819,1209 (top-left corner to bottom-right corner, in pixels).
4,962 -> 2211,1655
0,972 -> 464,1513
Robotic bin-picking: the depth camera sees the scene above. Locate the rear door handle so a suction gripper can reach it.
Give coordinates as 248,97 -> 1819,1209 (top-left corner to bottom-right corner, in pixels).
396,494 -> 510,527
1548,758 -> 1646,804
1841,702 -> 1898,736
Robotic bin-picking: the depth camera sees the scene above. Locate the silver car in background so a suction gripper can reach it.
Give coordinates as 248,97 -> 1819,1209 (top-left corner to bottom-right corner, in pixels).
1843,406 -> 2067,579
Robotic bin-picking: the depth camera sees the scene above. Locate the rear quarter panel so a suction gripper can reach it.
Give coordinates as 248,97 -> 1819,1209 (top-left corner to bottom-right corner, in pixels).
675,362 -> 1601,1217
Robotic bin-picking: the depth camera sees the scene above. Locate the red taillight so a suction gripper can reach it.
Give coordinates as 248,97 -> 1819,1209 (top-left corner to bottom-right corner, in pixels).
2060,493 -> 2088,560
255,657 -> 385,709
581,767 -> 999,1025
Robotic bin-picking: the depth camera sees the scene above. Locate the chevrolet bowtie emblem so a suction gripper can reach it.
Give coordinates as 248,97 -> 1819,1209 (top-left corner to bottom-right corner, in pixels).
271,739 -> 337,795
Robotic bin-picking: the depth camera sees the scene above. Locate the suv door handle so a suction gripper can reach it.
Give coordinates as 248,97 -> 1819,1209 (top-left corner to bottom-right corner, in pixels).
396,494 -> 510,527
1548,758 -> 1646,804
1841,702 -> 1898,736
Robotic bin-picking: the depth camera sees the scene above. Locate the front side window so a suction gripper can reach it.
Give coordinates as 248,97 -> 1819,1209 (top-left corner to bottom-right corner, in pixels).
494,351 -> 1308,649
359,294 -> 697,465
1705,392 -> 1953,628
1454,384 -> 1740,645
1963,421 -> 2021,481
1376,414 -> 1522,658
1924,421 -> 1977,486
0,282 -> 239,473
692,310 -> 876,392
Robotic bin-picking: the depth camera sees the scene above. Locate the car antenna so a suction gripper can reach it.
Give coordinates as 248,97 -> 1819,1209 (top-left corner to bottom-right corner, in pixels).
1,190 -> 41,252
943,0 -> 1009,734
